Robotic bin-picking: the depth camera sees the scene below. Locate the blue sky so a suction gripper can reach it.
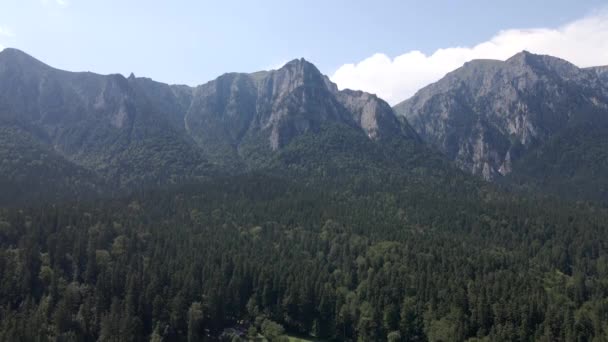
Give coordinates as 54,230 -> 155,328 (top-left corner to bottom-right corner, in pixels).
1,0 -> 607,103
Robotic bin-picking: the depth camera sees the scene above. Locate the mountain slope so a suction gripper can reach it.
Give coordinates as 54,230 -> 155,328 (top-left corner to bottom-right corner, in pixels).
122,57 -> 423,173
0,48 -> 214,190
0,124 -> 103,205
586,65 -> 608,84
0,49 -> 430,202
179,58 -> 418,170
504,121 -> 608,202
394,51 -> 608,184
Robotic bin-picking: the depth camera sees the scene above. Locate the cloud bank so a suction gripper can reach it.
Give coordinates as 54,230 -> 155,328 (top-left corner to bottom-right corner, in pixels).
331,12 -> 608,105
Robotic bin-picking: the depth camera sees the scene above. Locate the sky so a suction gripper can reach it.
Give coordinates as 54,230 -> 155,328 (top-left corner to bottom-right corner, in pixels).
0,0 -> 607,104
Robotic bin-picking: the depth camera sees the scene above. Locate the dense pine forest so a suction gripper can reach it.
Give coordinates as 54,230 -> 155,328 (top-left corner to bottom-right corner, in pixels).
1,173 -> 608,341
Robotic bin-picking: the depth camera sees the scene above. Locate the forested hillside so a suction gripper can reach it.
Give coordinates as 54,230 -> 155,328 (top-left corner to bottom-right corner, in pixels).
1,173 -> 608,341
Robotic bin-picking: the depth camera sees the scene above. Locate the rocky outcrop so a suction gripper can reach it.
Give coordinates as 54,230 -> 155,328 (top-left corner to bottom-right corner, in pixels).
394,51 -> 608,180
181,58 -> 417,166
586,65 -> 608,83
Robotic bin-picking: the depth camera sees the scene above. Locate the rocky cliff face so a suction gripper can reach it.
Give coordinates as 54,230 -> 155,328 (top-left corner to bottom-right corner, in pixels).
165,57 -> 417,167
394,51 -> 608,180
586,65 -> 608,84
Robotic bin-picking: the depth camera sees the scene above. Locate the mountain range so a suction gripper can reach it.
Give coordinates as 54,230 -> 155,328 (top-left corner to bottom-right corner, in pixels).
1,48 -> 608,204
0,48 -> 427,203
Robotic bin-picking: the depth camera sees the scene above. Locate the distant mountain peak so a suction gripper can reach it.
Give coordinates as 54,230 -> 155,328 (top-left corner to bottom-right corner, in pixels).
185,57 -> 414,155
395,51 -> 608,180
273,57 -> 325,84
511,49 -> 533,57
505,50 -> 546,67
0,47 -> 29,57
0,47 -> 49,70
282,57 -> 312,68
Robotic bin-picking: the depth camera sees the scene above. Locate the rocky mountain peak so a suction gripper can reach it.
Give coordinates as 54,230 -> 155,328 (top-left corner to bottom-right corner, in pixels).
506,50 -> 584,81
395,51 -> 608,180
505,50 -> 533,62
276,58 -> 322,79
0,48 -> 54,77
0,48 -> 39,63
262,58 -> 327,100
282,57 -> 314,69
184,57 -> 415,161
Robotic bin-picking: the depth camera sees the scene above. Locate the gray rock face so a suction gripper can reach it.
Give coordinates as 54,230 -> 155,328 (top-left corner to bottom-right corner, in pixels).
394,51 -> 608,180
586,65 -> 608,84
180,58 -> 416,166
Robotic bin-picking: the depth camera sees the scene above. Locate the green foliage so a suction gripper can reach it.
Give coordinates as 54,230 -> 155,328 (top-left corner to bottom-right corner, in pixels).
387,330 -> 401,342
0,171 -> 607,340
261,319 -> 286,341
507,122 -> 608,204
187,302 -> 204,342
0,125 -> 103,205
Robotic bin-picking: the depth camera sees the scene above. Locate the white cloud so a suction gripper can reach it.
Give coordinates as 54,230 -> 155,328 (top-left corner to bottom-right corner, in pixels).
331,11 -> 608,105
56,0 -> 68,6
